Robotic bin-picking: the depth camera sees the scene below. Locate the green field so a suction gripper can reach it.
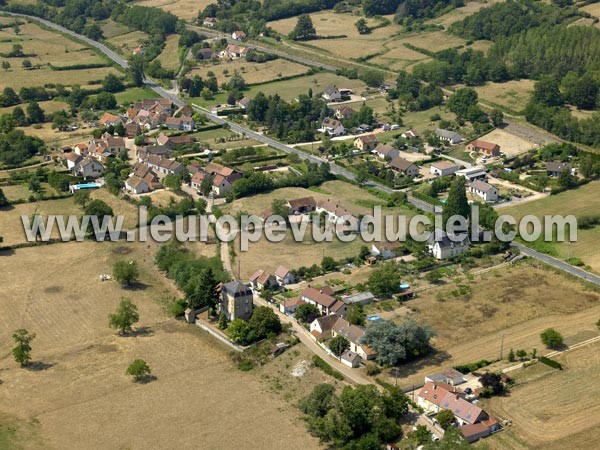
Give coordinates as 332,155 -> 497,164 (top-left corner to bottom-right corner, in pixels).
503,181 -> 600,273
114,87 -> 158,105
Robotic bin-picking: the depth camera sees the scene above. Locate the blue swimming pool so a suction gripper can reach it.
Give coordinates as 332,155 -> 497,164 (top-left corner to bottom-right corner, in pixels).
367,315 -> 381,321
70,182 -> 101,193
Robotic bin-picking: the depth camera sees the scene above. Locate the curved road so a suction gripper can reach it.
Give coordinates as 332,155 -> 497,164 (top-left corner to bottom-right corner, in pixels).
511,242 -> 600,286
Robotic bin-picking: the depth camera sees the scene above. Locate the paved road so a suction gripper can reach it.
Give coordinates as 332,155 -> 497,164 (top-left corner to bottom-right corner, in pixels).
253,295 -> 373,385
511,242 -> 600,286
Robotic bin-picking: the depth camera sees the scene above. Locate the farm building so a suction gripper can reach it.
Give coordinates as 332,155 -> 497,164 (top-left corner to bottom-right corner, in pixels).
466,140 -> 500,157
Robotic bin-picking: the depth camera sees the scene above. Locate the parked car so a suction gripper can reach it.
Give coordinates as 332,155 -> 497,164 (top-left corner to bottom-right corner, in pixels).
390,124 -> 401,130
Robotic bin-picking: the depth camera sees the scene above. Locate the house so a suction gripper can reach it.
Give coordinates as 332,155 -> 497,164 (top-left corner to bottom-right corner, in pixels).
353,134 -> 378,152
460,418 -> 500,443
330,300 -> 347,318
220,43 -> 249,59
220,281 -> 253,321
279,297 -> 305,315
340,350 -> 361,368
73,157 -> 104,178
389,156 -> 419,178
63,152 -> 83,170
274,265 -> 295,285
231,30 -> 247,40
546,162 -> 573,177
321,117 -> 345,136
371,241 -> 401,259
288,196 -> 317,215
425,369 -> 466,386
301,287 -> 338,315
196,47 -> 214,60
316,200 -> 360,232
191,162 -> 243,196
156,132 -> 193,149
430,161 -> 459,177
428,228 -> 470,260
341,291 -> 375,306
466,139 -> 500,157
248,269 -> 277,291
203,17 -> 217,27
98,112 -> 123,127
125,175 -> 150,194
309,315 -> 341,340
456,166 -> 487,181
180,106 -> 194,117
165,116 -> 195,131
125,123 -> 141,138
331,318 -> 377,360
334,105 -> 356,120
470,180 -> 499,202
237,96 -> 251,109
133,46 -> 145,56
401,129 -> 420,139
373,144 -> 399,160
322,85 -> 342,102
436,129 -> 462,144
145,155 -> 184,176
417,382 -> 463,413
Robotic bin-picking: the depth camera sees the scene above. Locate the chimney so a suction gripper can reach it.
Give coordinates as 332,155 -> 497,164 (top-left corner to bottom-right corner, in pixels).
320,289 -> 323,294
455,394 -> 459,400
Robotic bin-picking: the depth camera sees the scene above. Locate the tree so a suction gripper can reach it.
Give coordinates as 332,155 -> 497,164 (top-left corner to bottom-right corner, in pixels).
346,303 -> 366,326
73,190 -> 91,209
108,298 -> 139,335
299,383 -> 336,418
11,106 -> 27,127
51,111 -> 70,130
199,173 -> 213,196
294,303 -> 320,323
102,73 -> 124,93
196,197 -> 207,214
2,61 -> 10,71
84,199 -> 113,217
162,173 -> 182,191
437,409 -> 455,430
113,260 -> 140,287
540,328 -> 563,348
22,59 -> 32,70
321,256 -> 336,272
0,113 -> 15,133
13,24 -> 20,35
508,348 -> 515,362
516,349 -> 527,360
479,372 -> 505,396
557,168 -> 576,189
249,306 -> 281,339
447,88 -> 479,118
289,14 -> 316,41
425,268 -> 444,284
126,359 -> 151,382
490,108 -> 504,127
26,101 -> 45,124
185,268 -> 219,311
227,318 -> 252,344
12,329 -> 35,367
411,425 -> 432,445
128,55 -> 145,87
0,187 -> 8,207
443,177 -> 471,230
355,18 -> 370,34
271,198 -> 290,219
328,335 -> 350,357
367,262 -> 401,297
532,76 -> 563,107
362,318 -> 435,366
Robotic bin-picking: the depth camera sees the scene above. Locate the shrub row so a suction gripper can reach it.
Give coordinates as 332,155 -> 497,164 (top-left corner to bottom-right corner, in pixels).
454,359 -> 491,374
312,355 -> 344,380
540,356 -> 562,370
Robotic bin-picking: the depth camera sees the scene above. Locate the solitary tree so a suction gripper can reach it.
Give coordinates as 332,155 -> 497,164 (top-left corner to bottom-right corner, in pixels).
128,55 -> 145,87
328,335 -> 350,357
437,409 -> 456,430
199,174 -> 213,196
113,260 -> 140,287
126,359 -> 151,382
108,298 -> 139,335
490,108 -> 504,127
507,348 -> 515,362
443,177 -> 471,230
355,18 -> 370,35
516,349 -> 527,360
289,14 -> 316,41
2,61 -> 10,71
73,190 -> 91,209
321,256 -> 336,272
22,59 -> 32,70
294,303 -> 319,323
0,187 -> 9,207
346,303 -> 366,326
12,329 -> 35,367
540,328 -> 563,348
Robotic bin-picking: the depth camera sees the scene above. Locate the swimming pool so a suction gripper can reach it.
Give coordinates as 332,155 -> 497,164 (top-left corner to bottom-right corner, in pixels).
366,315 -> 382,321
70,183 -> 101,193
